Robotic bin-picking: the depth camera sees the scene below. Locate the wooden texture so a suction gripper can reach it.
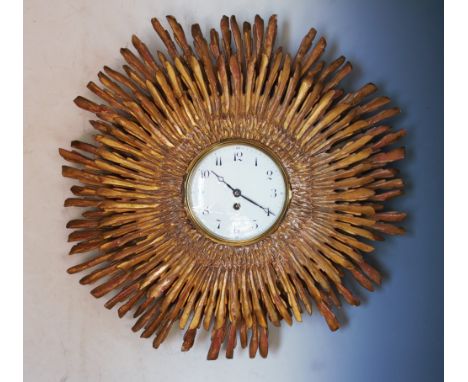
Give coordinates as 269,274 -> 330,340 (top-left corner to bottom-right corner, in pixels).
60,14 -> 406,359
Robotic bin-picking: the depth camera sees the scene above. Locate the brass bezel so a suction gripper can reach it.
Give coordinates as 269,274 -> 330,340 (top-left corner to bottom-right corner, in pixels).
183,138 -> 293,247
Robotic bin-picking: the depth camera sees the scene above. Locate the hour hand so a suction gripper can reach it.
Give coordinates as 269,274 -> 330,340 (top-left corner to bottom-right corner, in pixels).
210,171 -> 236,191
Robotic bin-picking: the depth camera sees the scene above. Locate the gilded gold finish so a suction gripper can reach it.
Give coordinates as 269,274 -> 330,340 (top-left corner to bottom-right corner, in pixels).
183,138 -> 292,246
60,14 -> 406,360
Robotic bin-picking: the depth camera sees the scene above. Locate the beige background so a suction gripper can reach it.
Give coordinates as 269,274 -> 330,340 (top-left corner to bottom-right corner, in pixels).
24,1 -> 340,381
24,0 -> 418,381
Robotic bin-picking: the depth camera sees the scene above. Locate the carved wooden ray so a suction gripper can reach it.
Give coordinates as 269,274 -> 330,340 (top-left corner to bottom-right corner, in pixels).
60,14 -> 406,359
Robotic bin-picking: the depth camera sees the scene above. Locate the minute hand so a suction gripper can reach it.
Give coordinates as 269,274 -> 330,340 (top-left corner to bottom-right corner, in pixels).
240,193 -> 276,216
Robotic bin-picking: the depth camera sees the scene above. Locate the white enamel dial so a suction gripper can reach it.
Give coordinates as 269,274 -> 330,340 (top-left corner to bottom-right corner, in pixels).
185,141 -> 290,244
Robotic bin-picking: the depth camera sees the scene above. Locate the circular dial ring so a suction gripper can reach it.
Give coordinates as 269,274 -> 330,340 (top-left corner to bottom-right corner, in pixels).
184,138 -> 292,246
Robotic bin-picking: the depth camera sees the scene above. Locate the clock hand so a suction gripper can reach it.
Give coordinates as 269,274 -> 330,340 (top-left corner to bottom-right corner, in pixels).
210,170 -> 236,192
240,193 -> 276,216
210,170 -> 275,216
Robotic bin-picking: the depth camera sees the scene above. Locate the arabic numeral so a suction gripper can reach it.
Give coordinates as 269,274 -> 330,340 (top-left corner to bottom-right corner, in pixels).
202,208 -> 209,215
271,188 -> 278,198
215,156 -> 222,166
201,170 -> 210,179
234,151 -> 243,162
266,170 -> 273,180
253,220 -> 259,229
216,219 -> 221,229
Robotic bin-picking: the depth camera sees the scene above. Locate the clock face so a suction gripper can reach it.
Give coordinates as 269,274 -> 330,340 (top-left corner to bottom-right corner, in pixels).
185,140 -> 291,244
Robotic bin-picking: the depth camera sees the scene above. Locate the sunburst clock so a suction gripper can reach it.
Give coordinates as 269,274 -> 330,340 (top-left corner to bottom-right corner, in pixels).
60,15 -> 406,359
